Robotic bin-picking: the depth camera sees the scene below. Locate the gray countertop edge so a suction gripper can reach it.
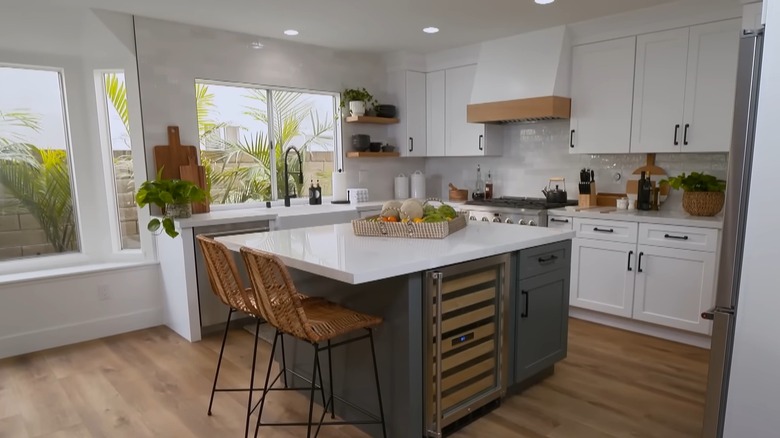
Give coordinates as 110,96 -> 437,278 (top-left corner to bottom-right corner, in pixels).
547,208 -> 723,229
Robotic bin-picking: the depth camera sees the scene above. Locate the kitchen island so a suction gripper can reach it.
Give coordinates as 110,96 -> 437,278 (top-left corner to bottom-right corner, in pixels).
216,222 -> 574,437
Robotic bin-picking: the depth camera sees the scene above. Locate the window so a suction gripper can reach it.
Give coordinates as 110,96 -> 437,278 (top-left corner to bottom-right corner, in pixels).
195,80 -> 338,205
100,72 -> 140,250
0,66 -> 79,261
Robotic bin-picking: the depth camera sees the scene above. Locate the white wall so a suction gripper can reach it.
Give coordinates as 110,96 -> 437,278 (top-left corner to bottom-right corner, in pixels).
723,0 -> 780,435
133,17 -> 423,202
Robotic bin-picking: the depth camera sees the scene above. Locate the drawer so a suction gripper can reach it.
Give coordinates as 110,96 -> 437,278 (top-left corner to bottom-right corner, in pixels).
574,218 -> 638,243
547,216 -> 573,230
517,240 -> 571,280
638,223 -> 719,252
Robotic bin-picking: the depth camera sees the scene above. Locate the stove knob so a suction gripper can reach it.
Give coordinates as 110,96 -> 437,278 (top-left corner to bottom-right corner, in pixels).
528,220 -> 537,227
504,218 -> 513,224
481,217 -> 490,222
518,219 -> 526,226
469,216 -> 477,221
492,217 -> 502,223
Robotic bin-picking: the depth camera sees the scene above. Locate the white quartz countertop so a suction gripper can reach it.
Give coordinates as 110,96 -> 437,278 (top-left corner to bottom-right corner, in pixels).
547,207 -> 723,229
216,222 -> 574,284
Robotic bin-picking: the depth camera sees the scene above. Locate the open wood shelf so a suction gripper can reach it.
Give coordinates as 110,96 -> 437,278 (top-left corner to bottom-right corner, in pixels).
346,151 -> 400,158
344,116 -> 399,124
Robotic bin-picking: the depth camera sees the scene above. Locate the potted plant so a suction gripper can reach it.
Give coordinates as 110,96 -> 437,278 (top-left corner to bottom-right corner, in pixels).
135,170 -> 208,238
660,172 -> 726,217
341,87 -> 378,117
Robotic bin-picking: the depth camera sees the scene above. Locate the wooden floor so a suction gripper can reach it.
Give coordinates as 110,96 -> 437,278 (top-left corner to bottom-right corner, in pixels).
0,318 -> 709,438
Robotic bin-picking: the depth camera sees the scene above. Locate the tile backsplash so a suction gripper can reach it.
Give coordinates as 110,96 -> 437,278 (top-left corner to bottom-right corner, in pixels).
425,120 -> 728,211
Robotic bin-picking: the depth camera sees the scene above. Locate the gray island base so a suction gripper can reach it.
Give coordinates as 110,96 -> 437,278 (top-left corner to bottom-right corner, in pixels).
216,222 -> 573,437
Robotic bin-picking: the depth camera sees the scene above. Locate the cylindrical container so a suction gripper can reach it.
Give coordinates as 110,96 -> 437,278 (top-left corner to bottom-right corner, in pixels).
394,173 -> 410,199
411,170 -> 426,199
331,170 -> 349,203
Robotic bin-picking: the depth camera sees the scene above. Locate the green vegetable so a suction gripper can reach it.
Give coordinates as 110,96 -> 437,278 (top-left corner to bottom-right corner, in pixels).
423,214 -> 446,223
423,205 -> 437,217
438,205 -> 457,219
660,172 -> 726,193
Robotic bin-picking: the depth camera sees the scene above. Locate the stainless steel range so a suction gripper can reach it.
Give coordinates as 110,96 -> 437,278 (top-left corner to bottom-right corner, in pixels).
465,197 -> 578,227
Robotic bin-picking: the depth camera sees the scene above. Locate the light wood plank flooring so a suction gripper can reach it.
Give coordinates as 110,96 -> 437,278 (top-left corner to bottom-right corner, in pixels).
0,319 -> 709,437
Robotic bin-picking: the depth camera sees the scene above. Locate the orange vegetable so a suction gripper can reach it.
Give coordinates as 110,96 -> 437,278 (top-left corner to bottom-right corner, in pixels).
385,216 -> 399,222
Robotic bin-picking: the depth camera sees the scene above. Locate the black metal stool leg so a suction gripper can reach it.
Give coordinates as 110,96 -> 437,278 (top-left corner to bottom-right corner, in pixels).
254,329 -> 280,438
207,308 -> 234,415
307,343 -> 320,438
280,332 -> 289,388
368,329 -> 388,438
244,318 -> 261,438
327,340 -> 335,419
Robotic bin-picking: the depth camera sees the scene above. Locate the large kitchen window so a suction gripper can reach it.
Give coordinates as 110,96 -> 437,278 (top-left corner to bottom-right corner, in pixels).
195,80 -> 339,205
0,66 -> 79,262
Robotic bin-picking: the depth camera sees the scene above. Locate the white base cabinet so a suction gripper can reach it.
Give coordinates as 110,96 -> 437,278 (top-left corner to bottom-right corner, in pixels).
570,219 -> 719,335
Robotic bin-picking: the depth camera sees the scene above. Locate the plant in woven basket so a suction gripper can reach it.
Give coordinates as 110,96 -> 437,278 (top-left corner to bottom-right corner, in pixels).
135,169 -> 208,238
660,172 -> 726,217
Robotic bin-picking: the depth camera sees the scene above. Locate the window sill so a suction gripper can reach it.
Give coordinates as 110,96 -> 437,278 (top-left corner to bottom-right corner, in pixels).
0,260 -> 159,287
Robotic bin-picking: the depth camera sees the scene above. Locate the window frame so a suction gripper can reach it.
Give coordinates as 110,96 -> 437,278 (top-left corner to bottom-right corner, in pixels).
194,78 -> 342,209
0,62 -> 83,270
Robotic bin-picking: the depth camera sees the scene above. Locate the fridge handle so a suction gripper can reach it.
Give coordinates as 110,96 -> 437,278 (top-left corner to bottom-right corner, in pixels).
433,272 -> 444,437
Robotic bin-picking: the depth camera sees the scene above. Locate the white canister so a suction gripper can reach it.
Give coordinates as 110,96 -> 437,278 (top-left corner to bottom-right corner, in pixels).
394,173 -> 410,199
410,170 -> 426,199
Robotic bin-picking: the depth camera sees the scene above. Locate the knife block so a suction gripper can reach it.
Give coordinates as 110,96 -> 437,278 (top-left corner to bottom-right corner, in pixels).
578,183 -> 597,208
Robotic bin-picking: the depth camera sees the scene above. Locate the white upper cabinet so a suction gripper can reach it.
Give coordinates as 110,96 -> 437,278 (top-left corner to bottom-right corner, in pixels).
444,65 -> 502,157
569,37 -> 636,154
682,20 -> 741,152
426,70 -> 446,157
389,70 -> 427,157
631,28 -> 690,153
631,19 -> 740,153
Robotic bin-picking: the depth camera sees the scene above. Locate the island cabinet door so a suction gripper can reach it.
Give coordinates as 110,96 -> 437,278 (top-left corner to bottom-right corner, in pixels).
570,238 -> 637,318
514,270 -> 570,384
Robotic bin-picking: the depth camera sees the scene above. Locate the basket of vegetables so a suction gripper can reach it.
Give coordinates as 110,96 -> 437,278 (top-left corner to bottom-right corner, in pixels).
352,198 -> 467,239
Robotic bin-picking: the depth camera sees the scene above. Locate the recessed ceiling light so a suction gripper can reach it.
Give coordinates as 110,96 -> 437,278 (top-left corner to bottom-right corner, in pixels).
249,41 -> 264,49
284,29 -> 299,36
423,27 -> 440,34
535,0 -> 555,4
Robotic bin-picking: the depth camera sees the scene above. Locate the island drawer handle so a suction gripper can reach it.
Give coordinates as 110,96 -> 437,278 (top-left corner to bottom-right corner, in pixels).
664,234 -> 689,240
550,218 -> 569,223
521,290 -> 529,318
593,227 -> 614,233
538,255 -> 558,264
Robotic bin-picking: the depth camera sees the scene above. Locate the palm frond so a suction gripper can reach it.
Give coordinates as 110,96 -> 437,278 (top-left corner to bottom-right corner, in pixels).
103,74 -> 129,133
0,110 -> 41,146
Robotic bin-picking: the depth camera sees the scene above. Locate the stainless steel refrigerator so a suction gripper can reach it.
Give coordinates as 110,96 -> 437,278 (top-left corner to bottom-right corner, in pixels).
701,27 -> 764,438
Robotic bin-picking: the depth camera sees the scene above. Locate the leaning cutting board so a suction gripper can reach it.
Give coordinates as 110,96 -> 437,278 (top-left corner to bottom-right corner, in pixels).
154,126 -> 198,180
179,158 -> 210,214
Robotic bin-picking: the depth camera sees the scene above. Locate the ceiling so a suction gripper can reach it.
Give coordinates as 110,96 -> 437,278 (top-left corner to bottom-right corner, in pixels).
61,0 -> 682,53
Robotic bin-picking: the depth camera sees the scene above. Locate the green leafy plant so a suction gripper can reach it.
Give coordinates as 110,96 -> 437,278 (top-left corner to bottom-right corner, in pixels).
135,170 -> 207,238
340,87 -> 378,111
660,172 -> 726,192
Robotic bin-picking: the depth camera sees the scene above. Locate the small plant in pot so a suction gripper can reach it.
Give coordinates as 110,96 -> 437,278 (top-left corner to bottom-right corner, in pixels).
660,172 -> 726,217
341,87 -> 378,117
135,170 -> 208,238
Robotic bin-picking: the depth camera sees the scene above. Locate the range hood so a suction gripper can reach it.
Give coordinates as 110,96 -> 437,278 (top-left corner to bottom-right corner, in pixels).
467,26 -> 572,124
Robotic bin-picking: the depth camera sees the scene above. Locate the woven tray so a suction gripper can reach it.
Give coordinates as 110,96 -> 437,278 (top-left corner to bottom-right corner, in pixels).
352,199 -> 467,239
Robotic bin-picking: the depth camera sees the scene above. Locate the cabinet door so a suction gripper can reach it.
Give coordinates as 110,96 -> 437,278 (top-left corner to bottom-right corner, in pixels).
633,245 -> 716,334
569,37 -> 636,154
682,19 -> 741,152
445,65 -> 486,157
426,71 -> 446,157
515,270 -> 569,384
631,28 -> 690,153
405,71 -> 427,157
570,238 -> 636,317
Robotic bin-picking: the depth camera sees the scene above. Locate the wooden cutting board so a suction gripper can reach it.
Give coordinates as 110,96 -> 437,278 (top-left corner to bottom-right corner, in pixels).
154,126 -> 198,180
627,153 -> 670,196
179,158 -> 209,214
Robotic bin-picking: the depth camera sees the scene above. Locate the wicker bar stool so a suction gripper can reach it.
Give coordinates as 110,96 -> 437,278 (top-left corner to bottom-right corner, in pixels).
240,246 -> 388,438
195,235 -> 325,438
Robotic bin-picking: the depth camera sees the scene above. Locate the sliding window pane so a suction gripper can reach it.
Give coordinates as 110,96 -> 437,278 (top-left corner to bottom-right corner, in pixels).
0,66 -> 79,261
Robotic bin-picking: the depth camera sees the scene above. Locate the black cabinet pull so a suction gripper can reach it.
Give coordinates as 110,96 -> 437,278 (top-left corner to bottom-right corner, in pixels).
409,137 -> 414,152
674,124 -> 680,146
683,124 -> 690,146
664,234 -> 689,240
538,255 -> 558,264
637,252 -> 644,273
593,227 -> 614,233
570,130 -> 575,148
521,290 -> 529,318
478,134 -> 484,151
550,218 -> 570,223
627,250 -> 634,272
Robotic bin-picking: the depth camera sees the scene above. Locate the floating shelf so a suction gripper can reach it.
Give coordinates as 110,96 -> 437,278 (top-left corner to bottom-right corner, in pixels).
344,116 -> 399,124
346,151 -> 400,158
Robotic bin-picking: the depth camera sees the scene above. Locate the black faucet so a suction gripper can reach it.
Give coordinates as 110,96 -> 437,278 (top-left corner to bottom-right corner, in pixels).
283,146 -> 303,207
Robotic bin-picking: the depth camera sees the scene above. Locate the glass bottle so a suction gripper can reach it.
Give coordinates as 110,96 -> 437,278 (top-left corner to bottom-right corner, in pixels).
308,180 -> 316,205
475,165 -> 485,197
314,180 -> 322,205
485,170 -> 494,200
